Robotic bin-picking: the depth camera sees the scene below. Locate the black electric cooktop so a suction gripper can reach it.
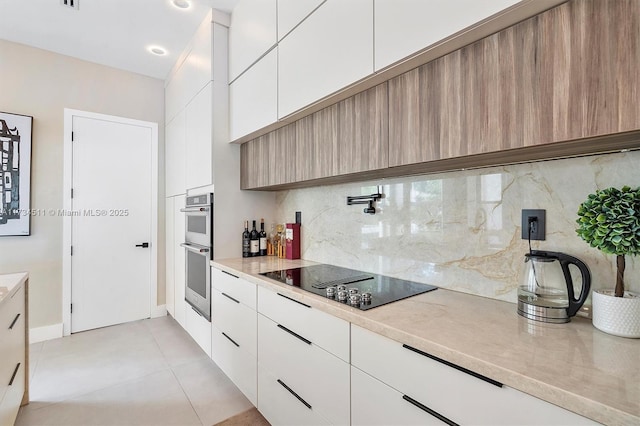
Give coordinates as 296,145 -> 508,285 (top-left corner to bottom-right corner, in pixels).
259,264 -> 437,310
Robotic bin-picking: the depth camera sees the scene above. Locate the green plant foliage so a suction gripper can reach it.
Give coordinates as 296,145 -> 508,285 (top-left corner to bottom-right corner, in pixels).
576,186 -> 640,256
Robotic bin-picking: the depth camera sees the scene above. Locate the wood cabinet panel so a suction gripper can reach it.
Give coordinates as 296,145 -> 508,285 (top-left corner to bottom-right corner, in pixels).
389,0 -> 640,167
295,105 -> 338,182
240,136 -> 270,189
337,83 -> 389,175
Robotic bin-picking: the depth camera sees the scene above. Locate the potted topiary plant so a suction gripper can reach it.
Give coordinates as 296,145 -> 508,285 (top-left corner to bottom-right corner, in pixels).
576,186 -> 640,338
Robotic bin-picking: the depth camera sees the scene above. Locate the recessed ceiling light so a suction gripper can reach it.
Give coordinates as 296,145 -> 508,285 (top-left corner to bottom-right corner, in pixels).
172,0 -> 190,9
149,46 -> 167,56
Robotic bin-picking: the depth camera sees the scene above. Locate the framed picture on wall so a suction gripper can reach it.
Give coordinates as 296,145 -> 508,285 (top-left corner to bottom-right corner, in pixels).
0,111 -> 32,236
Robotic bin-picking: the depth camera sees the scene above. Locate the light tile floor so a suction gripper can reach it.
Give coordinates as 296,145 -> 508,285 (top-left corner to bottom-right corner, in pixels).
16,315 -> 253,426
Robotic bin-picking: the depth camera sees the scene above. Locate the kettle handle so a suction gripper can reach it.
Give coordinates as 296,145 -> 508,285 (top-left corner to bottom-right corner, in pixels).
556,253 -> 591,317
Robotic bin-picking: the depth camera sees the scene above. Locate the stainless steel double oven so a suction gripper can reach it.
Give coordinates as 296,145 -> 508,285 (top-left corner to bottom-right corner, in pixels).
181,193 -> 213,321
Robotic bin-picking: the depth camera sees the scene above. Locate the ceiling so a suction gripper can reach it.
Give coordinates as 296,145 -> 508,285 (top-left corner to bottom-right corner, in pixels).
0,0 -> 239,80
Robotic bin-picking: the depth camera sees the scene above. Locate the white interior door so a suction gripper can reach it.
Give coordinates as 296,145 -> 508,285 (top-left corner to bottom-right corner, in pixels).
71,116 -> 152,333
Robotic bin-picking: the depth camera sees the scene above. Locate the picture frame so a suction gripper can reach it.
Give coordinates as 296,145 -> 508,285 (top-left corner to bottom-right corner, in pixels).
0,111 -> 33,236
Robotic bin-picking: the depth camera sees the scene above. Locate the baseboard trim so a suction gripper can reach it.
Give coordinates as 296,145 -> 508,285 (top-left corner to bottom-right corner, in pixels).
30,323 -> 64,344
151,304 -> 167,318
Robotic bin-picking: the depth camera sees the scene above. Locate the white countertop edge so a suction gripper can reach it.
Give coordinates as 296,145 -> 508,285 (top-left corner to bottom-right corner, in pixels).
211,259 -> 635,425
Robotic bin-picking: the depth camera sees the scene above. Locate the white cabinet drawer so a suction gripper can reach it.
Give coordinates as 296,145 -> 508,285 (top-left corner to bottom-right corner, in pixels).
352,366 -> 445,426
258,314 -> 349,426
258,364 -> 331,426
257,286 -> 349,361
211,323 -> 257,406
185,305 -> 212,357
351,325 -> 597,425
212,289 -> 257,357
212,268 -> 256,310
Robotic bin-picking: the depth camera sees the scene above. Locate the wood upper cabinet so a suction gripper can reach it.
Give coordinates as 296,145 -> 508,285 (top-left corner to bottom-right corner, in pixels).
295,105 -> 338,181
240,124 -> 297,189
337,83 -> 389,175
389,0 -> 640,167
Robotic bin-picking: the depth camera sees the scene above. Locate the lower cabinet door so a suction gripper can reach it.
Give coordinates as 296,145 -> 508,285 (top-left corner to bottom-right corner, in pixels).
351,366 -> 447,426
257,365 -> 331,426
184,305 -> 211,357
211,324 -> 257,406
258,314 -> 350,425
0,362 -> 25,426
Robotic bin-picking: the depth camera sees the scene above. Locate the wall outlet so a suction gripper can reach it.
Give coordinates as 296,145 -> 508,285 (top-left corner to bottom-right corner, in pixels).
521,209 -> 546,240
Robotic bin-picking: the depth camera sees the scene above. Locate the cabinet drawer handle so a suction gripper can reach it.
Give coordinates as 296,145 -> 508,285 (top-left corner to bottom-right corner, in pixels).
277,293 -> 311,308
277,324 -> 311,345
402,344 -> 502,388
222,332 -> 240,347
221,270 -> 239,279
277,379 -> 312,410
402,394 -> 458,426
8,363 -> 20,386
9,313 -> 21,330
221,292 -> 240,304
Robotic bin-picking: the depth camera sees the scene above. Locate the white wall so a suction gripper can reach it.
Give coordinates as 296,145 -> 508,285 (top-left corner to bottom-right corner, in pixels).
0,39 -> 165,329
276,151 -> 640,306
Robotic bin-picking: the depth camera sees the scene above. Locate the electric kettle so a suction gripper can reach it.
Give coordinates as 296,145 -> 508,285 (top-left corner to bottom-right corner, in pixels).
517,250 -> 591,323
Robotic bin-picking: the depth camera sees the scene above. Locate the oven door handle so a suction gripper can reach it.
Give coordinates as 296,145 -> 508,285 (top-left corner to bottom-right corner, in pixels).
180,206 -> 210,213
180,243 -> 210,253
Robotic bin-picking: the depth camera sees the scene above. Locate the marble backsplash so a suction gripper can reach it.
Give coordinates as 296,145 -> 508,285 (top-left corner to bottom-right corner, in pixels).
275,150 -> 640,306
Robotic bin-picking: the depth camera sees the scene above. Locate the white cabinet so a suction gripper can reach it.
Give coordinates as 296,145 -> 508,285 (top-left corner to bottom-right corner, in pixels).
374,0 -> 520,71
173,194 -> 186,327
277,0 -> 324,40
165,110 -> 186,197
185,303 -> 212,357
351,366 -> 444,426
257,285 -> 350,425
258,365 -> 331,426
229,49 -> 278,141
278,0 -> 374,118
165,197 -> 175,317
257,286 -> 349,361
211,268 -> 257,405
257,313 -> 349,425
0,281 -> 26,426
229,0 -> 277,82
185,82 -> 213,189
351,325 -> 598,425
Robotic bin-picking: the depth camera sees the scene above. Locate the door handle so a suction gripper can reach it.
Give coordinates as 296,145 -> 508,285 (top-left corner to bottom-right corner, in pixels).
135,242 -> 149,248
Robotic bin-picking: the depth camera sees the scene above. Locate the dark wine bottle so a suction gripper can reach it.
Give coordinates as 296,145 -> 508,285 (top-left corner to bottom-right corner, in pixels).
242,221 -> 250,258
250,220 -> 259,257
259,218 -> 267,256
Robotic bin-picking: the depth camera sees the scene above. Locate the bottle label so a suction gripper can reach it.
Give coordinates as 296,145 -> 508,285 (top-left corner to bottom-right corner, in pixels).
260,237 -> 267,250
285,228 -> 293,241
250,240 -> 259,254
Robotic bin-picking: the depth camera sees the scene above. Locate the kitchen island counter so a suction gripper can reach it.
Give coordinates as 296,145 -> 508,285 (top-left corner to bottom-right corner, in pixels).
212,257 -> 639,425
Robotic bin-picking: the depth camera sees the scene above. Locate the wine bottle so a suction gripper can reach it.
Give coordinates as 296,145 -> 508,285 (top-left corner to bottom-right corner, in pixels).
259,218 -> 267,256
250,220 -> 259,257
242,221 -> 250,258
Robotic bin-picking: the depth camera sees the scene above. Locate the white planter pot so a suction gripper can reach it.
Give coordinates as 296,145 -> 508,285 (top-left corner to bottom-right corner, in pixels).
592,290 -> 640,338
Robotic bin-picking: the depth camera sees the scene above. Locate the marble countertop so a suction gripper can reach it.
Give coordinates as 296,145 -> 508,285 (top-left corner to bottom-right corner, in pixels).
212,257 -> 639,425
0,272 -> 28,306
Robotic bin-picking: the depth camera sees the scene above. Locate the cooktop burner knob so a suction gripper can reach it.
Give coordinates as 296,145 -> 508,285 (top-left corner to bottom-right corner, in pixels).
326,287 -> 336,297
349,294 -> 362,305
337,285 -> 347,292
361,292 -> 372,302
337,290 -> 348,301
348,288 -> 359,295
